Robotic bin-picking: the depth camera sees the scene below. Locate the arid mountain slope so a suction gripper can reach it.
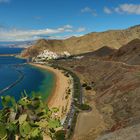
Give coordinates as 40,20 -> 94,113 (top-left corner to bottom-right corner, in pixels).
63,25 -> 140,54
54,57 -> 140,140
51,39 -> 140,140
110,39 -> 140,65
86,46 -> 116,57
22,25 -> 140,57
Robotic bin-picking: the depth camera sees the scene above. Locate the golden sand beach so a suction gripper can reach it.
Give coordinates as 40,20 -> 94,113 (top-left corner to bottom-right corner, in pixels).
30,63 -> 73,120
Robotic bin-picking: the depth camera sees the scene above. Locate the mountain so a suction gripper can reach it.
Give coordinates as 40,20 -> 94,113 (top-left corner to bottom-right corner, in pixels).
88,46 -> 116,57
53,39 -> 140,140
20,26 -> 140,139
22,25 -> 140,57
110,39 -> 140,65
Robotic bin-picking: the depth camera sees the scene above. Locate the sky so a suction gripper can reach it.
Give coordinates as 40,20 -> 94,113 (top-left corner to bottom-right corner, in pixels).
0,0 -> 139,42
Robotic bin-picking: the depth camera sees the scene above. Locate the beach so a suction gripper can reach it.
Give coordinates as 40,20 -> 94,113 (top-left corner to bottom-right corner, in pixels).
30,63 -> 73,120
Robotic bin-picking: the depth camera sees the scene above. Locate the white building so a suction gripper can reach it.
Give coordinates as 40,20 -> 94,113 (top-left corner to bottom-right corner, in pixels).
34,50 -> 71,62
63,51 -> 71,57
34,50 -> 59,62
34,50 -> 70,62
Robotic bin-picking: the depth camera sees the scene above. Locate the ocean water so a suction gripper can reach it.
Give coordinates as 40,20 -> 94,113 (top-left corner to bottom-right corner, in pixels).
0,47 -> 23,54
0,48 -> 55,108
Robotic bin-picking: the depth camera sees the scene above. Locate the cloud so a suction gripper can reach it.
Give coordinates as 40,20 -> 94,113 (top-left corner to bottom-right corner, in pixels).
104,7 -> 112,14
115,4 -> 140,15
0,0 -> 10,3
47,34 -> 84,40
81,7 -> 97,16
0,25 -> 86,41
76,27 -> 86,32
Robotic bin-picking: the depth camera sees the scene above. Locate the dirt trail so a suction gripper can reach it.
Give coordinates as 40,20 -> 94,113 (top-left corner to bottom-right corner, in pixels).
72,60 -> 140,140
73,94 -> 106,140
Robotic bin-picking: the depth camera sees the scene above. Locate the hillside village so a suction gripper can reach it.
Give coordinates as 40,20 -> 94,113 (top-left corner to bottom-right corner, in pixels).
33,49 -> 71,63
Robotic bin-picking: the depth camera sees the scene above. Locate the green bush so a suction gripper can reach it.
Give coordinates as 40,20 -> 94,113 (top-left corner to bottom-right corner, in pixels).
78,104 -> 91,111
85,86 -> 92,90
82,83 -> 87,87
55,130 -> 66,140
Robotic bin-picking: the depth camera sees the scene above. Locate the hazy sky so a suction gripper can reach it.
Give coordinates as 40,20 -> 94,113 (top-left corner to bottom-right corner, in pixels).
0,0 -> 139,41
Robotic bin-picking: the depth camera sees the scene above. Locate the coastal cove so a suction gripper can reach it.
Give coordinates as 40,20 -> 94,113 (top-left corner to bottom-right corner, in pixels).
0,48 -> 76,139
30,63 -> 73,117
0,56 -> 55,107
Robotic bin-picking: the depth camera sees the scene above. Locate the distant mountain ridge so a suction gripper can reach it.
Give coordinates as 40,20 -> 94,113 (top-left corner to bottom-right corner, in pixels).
0,41 -> 35,48
22,25 -> 140,57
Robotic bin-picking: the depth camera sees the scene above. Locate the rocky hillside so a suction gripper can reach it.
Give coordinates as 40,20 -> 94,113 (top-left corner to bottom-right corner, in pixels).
50,39 -> 140,140
22,25 -> 140,57
87,46 -> 116,57
110,39 -> 140,65
53,55 -> 140,140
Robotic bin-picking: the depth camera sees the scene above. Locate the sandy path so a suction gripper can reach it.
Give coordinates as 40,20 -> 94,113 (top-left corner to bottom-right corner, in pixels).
73,95 -> 106,140
30,63 -> 72,119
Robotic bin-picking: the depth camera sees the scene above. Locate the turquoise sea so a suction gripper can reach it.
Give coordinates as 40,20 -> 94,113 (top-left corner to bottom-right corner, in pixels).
0,48 -> 55,108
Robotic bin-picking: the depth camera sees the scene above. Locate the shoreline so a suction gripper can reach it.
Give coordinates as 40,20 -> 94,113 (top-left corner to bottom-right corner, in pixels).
29,63 -> 57,105
30,63 -> 73,119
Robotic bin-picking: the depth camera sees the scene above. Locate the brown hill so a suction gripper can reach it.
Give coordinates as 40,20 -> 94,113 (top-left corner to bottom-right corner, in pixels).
22,25 -> 140,57
53,52 -> 140,140
71,46 -> 116,59
89,46 -> 116,57
51,39 -> 140,139
111,39 -> 140,65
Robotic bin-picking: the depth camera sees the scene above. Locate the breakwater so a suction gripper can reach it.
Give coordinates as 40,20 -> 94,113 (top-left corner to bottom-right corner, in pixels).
0,69 -> 24,94
0,54 -> 17,57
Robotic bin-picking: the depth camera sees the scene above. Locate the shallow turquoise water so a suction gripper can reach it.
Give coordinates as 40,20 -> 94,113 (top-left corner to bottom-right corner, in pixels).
0,56 -> 55,107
